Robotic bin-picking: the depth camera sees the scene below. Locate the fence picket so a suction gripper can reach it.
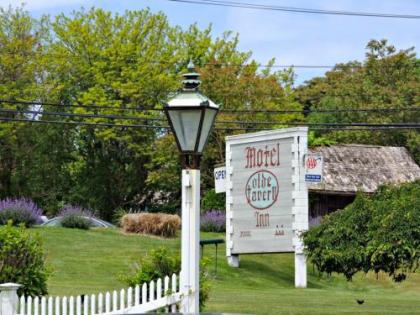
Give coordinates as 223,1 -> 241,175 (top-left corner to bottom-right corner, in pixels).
157,278 -> 162,300
20,295 -> 25,315
112,291 -> 117,312
7,273 -> 182,315
164,276 -> 170,313
69,297 -> 74,315
27,296 -> 32,315
127,287 -> 132,308
90,294 -> 96,315
149,281 -> 155,302
134,285 -> 140,306
34,297 -> 39,315
41,297 -> 46,315
141,283 -> 147,304
119,289 -> 125,311
97,293 -> 103,314
55,297 -> 60,315
105,292 -> 110,313
76,296 -> 81,315
83,295 -> 88,315
171,274 -> 177,313
48,297 -> 53,315
62,297 -> 67,315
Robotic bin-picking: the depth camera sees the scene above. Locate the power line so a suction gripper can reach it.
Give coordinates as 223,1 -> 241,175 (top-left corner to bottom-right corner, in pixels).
0,117 -> 167,129
0,108 -> 164,123
2,109 -> 419,131
4,51 -> 418,70
2,99 -> 419,115
3,108 -> 419,128
215,120 -> 420,127
2,116 -> 420,131
220,107 -> 420,114
0,99 -> 163,112
166,0 -> 420,19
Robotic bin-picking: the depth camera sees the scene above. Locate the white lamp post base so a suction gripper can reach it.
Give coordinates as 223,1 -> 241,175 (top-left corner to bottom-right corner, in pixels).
180,169 -> 200,314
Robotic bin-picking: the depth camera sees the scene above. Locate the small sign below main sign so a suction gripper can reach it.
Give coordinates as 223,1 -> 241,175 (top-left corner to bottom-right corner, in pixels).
214,166 -> 226,193
304,154 -> 323,183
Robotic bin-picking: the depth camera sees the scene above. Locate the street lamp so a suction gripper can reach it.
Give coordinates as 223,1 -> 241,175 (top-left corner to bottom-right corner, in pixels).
164,61 -> 219,314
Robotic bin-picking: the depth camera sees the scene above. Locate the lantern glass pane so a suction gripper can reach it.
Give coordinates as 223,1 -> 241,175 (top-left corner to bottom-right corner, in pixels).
168,109 -> 201,152
197,108 -> 217,153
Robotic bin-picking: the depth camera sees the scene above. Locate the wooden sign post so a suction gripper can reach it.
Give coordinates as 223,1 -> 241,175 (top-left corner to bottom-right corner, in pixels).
225,127 -> 308,288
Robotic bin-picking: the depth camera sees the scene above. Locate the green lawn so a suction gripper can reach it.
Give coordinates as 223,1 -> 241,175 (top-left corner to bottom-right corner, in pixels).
31,227 -> 420,315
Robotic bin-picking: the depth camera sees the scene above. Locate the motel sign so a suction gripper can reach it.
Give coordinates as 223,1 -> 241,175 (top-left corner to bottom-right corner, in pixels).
225,128 -> 309,288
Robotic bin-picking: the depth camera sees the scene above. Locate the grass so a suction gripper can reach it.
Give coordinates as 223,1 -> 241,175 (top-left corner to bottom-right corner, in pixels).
31,227 -> 420,315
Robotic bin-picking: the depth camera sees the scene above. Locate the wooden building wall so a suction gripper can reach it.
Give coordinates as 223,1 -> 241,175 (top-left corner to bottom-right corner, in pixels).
309,193 -> 355,227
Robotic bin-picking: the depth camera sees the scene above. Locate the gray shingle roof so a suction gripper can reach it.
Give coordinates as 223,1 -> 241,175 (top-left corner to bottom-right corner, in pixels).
307,144 -> 420,194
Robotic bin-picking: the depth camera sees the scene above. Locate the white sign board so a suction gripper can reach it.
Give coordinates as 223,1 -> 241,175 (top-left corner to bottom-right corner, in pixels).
214,166 -> 226,193
304,154 -> 323,183
225,128 -> 308,255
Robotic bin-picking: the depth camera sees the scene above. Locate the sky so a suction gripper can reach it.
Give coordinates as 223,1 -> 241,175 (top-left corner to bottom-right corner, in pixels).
1,0 -> 419,85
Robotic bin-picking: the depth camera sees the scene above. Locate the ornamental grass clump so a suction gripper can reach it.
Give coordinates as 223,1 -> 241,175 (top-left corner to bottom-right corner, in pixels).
200,210 -> 226,232
0,197 -> 43,227
121,213 -> 180,237
59,205 -> 93,230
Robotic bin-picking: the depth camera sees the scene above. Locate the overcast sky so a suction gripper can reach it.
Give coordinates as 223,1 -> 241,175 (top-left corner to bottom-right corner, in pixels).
1,0 -> 419,85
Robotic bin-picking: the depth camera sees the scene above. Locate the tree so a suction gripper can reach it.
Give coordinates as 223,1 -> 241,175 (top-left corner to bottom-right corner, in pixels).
0,7 -> 302,216
296,39 -> 420,162
303,181 -> 420,282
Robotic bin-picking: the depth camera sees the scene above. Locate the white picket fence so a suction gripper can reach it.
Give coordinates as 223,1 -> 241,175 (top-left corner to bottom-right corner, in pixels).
5,274 -> 181,315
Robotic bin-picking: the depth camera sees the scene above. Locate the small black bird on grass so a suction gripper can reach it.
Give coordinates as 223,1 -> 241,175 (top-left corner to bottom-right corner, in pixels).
356,299 -> 365,305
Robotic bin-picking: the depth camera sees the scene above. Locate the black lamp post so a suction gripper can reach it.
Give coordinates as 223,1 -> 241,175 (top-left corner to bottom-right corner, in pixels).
164,61 -> 219,313
164,60 -> 219,168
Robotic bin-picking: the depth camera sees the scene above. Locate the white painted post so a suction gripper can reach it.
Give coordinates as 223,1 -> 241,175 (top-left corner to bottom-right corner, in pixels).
0,283 -> 21,315
227,255 -> 239,268
293,132 -> 308,288
180,169 -> 200,314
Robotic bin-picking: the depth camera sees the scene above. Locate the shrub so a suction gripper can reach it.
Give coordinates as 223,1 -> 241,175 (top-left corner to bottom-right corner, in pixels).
121,247 -> 210,311
0,198 -> 43,227
58,205 -> 93,230
303,180 -> 420,282
201,189 -> 225,212
0,222 -> 50,296
200,210 -> 226,232
121,213 -> 180,237
61,215 -> 91,229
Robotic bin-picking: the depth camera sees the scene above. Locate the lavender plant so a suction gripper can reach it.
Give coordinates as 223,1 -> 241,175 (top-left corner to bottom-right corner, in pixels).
0,198 -> 43,227
200,210 -> 226,232
58,205 -> 94,230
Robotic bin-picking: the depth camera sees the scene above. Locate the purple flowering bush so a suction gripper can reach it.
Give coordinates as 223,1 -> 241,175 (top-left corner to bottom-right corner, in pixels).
200,210 -> 226,232
58,205 -> 94,230
0,198 -> 43,227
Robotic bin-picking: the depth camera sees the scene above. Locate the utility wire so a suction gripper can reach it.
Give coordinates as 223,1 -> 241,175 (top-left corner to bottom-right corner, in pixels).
0,117 -> 167,129
0,99 -> 163,112
3,51 -> 418,70
2,109 -> 419,130
221,107 -> 420,114
3,108 -> 419,127
0,108 -> 163,123
1,116 -> 420,131
166,0 -> 420,19
2,99 -> 419,115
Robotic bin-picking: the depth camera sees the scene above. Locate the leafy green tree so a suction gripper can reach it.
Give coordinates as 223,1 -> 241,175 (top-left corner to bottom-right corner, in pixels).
0,7 -> 301,217
296,39 -> 420,162
303,181 -> 420,282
